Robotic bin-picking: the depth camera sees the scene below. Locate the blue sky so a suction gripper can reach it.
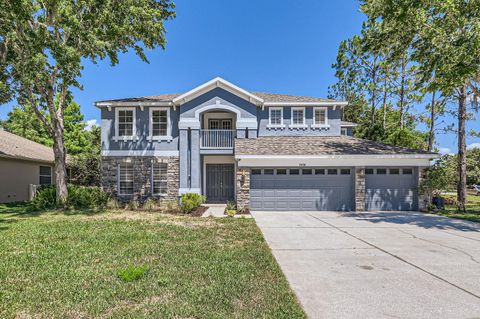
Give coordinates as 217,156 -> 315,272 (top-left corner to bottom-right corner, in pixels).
1,0 -> 478,152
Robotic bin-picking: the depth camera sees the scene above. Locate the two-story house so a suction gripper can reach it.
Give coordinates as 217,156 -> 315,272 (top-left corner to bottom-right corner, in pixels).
96,77 -> 438,212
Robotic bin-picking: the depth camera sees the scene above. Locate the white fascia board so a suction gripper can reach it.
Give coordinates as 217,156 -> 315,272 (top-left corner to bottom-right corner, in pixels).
262,101 -> 349,107
172,77 -> 264,106
235,154 -> 439,167
95,101 -> 172,108
102,150 -> 179,157
340,123 -> 358,127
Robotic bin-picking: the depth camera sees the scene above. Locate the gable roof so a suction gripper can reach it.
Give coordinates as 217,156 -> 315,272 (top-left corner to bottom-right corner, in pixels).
0,129 -> 55,163
95,77 -> 347,107
234,136 -> 437,157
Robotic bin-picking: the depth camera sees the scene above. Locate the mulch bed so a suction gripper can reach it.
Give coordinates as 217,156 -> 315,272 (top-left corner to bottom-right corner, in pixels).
190,206 -> 209,217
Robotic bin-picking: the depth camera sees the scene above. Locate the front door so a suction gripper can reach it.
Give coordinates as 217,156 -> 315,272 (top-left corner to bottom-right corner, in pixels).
206,164 -> 235,203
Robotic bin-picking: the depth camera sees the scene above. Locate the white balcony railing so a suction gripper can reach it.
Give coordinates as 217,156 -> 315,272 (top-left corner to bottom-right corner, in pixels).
200,129 -> 235,149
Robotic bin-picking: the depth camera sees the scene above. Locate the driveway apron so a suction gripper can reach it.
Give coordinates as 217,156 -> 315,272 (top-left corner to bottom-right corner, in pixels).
252,211 -> 480,319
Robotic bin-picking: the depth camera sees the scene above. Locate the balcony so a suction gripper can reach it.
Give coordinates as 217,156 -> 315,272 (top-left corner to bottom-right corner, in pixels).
200,129 -> 235,149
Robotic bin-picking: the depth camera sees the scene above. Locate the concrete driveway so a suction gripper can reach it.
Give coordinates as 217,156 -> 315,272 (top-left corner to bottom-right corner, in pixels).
252,211 -> 480,319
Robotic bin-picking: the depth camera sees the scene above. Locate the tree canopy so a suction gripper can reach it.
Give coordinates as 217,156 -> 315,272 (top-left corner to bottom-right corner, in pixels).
0,0 -> 176,202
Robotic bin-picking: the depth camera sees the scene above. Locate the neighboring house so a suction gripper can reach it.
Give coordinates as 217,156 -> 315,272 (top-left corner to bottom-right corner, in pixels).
0,129 -> 54,203
96,77 -> 439,211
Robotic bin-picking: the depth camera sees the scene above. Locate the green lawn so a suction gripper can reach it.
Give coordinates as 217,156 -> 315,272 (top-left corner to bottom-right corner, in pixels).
0,203 -> 305,319
433,193 -> 480,223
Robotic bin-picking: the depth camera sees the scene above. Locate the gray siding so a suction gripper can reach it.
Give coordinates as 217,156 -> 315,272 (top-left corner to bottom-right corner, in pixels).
101,107 -> 179,152
179,87 -> 257,120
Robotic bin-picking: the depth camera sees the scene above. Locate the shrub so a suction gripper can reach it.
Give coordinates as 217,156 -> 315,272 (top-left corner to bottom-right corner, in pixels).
31,185 -> 108,210
160,200 -> 182,214
126,200 -> 140,211
66,185 -> 109,209
117,265 -> 149,282
226,201 -> 236,211
106,197 -> 121,210
180,193 -> 205,214
143,198 -> 159,211
31,185 -> 57,210
226,209 -> 236,217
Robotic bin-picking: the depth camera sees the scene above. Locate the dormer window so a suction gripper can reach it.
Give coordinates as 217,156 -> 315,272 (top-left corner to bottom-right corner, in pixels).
268,107 -> 284,128
115,107 -> 136,140
291,107 -> 306,127
313,107 -> 328,126
149,107 -> 172,141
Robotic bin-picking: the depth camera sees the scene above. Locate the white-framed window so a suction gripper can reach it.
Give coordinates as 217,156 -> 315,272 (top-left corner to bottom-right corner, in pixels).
341,127 -> 348,135
39,166 -> 52,185
313,107 -> 328,126
152,162 -> 168,195
115,107 -> 136,140
118,163 -> 134,195
290,107 -> 306,127
268,107 -> 284,127
149,107 -> 172,141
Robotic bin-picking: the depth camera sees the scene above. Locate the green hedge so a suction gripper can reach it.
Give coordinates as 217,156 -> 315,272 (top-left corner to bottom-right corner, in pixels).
31,185 -> 109,210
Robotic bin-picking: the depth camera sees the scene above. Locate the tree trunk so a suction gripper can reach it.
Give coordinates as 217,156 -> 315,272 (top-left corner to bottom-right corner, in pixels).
52,117 -> 68,204
457,85 -> 468,211
370,56 -> 378,125
427,91 -> 436,152
382,81 -> 388,130
399,58 -> 406,129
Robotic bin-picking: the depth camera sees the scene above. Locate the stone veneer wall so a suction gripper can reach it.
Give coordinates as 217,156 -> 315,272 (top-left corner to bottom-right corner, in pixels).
417,166 -> 430,212
101,156 -> 179,203
236,167 -> 250,210
355,167 -> 366,211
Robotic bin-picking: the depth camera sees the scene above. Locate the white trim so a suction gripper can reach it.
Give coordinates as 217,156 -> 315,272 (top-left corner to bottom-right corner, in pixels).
179,188 -> 201,195
149,107 -> 172,141
340,122 -> 358,127
102,150 -> 179,157
236,154 -> 438,160
268,107 -> 284,127
172,77 -> 264,106
95,101 -> 173,108
236,155 -> 437,168
312,107 -> 328,127
178,100 -> 258,129
114,107 -> 137,141
263,101 -> 348,107
341,127 -> 348,136
290,107 -> 306,127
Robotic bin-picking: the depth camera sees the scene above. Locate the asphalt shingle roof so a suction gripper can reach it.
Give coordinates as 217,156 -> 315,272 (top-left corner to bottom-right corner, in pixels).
234,136 -> 436,156
0,129 -> 55,163
96,92 -> 341,104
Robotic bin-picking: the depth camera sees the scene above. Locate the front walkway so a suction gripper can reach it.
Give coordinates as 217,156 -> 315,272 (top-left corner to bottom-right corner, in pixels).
252,211 -> 480,319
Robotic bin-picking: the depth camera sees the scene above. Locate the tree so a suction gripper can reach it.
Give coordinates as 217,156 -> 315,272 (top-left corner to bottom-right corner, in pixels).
2,98 -> 92,155
0,1 -> 175,203
330,22 -> 427,150
68,124 -> 101,186
361,0 -> 480,211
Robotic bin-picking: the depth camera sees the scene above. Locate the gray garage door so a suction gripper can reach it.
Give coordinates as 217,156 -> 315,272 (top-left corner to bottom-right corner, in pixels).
365,167 -> 418,211
250,168 -> 354,211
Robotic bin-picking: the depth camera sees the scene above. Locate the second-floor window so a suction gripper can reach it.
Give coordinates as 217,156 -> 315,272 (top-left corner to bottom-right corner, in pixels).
314,107 -> 328,126
115,107 -> 136,139
291,107 -> 305,126
269,107 -> 283,126
150,107 -> 171,140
